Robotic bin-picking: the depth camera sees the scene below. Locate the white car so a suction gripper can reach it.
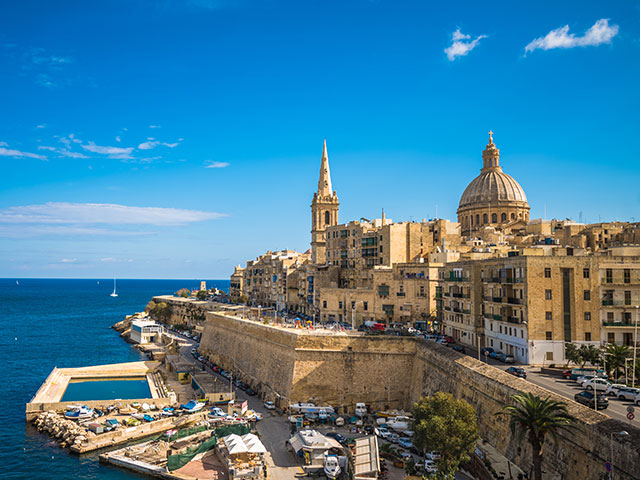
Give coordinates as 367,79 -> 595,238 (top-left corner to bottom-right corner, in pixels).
390,433 -> 400,443
425,451 -> 441,461
376,427 -> 391,440
615,387 -> 640,401
416,459 -> 437,474
605,384 -> 627,396
264,401 -> 275,410
576,375 -> 595,385
583,378 -> 610,392
636,393 -> 640,406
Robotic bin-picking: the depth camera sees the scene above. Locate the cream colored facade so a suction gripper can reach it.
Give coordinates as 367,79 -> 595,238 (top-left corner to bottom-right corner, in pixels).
230,134 -> 640,361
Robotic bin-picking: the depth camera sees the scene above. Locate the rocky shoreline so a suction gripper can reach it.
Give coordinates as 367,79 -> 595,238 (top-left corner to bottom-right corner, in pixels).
33,411 -> 95,449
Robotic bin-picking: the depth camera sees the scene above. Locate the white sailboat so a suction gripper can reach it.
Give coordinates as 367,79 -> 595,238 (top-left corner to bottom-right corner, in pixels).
110,279 -> 118,297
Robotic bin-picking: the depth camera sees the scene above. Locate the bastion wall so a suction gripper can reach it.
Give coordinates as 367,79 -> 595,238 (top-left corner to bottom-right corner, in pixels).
198,311 -> 640,480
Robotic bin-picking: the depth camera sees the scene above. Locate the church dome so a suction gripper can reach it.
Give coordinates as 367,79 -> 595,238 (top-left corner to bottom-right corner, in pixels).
458,169 -> 527,208
458,131 -> 528,209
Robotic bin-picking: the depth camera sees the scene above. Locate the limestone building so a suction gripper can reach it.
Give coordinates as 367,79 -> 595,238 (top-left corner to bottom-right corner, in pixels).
457,132 -> 530,236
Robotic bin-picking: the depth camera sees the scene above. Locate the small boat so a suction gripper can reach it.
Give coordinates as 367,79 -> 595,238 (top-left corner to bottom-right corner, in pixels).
143,414 -> 154,422
110,278 -> 118,297
324,454 -> 341,480
131,413 -> 145,420
180,400 -> 204,413
64,405 -> 93,420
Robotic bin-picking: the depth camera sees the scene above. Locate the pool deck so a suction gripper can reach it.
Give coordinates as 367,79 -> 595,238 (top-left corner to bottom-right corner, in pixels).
27,361 -> 166,420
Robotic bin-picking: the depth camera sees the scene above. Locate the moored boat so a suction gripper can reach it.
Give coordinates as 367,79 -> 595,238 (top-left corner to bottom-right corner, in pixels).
64,405 -> 94,420
324,454 -> 341,479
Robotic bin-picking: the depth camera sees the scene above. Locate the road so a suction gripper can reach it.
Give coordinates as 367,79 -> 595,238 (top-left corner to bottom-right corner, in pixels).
453,343 -> 638,425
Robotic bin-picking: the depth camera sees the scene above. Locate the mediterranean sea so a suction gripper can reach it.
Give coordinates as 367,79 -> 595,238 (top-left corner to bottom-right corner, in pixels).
0,278 -> 229,480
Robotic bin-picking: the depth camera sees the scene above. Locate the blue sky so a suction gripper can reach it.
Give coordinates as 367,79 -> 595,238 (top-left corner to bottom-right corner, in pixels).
0,0 -> 638,279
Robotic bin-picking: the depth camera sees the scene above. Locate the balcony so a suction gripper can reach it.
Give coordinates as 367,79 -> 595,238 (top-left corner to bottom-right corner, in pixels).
602,300 -> 634,307
396,292 -> 406,297
463,309 -> 471,314
444,306 -> 451,311
506,316 -> 522,324
448,276 -> 469,283
506,297 -> 521,305
453,307 -> 462,313
602,321 -> 639,327
444,292 -> 451,297
503,277 -> 524,284
492,314 -> 502,321
492,296 -> 503,303
435,293 -> 442,299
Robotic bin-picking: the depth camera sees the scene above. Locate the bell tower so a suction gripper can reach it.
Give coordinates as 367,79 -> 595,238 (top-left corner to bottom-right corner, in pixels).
311,139 -> 339,264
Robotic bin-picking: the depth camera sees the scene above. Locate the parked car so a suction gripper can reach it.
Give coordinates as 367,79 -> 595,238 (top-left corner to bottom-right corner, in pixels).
325,432 -> 347,444
562,370 -> 572,379
494,353 -> 506,362
390,433 -> 400,443
583,378 -> 610,392
506,367 -> 527,378
576,375 -> 596,385
574,391 -> 609,410
570,368 -> 607,380
605,384 -> 627,396
376,427 -> 391,440
489,351 -> 501,359
615,387 -> 640,401
503,354 -> 515,363
636,393 -> 640,406
425,451 -> 441,461
418,459 -> 437,474
480,347 -> 494,356
264,401 -> 275,410
246,388 -> 257,396
452,345 -> 466,354
397,437 -> 414,449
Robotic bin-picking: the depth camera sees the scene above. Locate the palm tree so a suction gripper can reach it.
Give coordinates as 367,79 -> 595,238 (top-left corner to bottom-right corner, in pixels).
603,343 -> 630,379
501,393 -> 575,480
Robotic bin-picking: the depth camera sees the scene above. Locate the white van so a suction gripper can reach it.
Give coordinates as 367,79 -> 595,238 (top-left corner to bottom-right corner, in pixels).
355,403 -> 367,417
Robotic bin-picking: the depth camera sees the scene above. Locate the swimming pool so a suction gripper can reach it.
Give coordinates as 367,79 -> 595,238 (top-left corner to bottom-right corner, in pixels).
61,377 -> 152,402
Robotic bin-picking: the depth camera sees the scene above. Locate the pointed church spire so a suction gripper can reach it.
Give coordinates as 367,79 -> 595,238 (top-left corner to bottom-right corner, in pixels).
317,138 -> 333,197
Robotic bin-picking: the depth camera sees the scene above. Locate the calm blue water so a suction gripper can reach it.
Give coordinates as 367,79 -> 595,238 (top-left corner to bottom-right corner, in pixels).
62,379 -> 151,402
0,278 -> 229,480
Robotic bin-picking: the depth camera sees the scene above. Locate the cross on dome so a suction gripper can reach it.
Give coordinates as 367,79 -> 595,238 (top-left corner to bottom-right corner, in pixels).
488,130 -> 494,144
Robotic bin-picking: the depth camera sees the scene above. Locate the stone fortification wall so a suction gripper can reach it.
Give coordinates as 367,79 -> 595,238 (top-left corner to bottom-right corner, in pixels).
151,296 -> 209,327
199,314 -> 298,403
410,342 -> 640,480
198,313 -> 640,479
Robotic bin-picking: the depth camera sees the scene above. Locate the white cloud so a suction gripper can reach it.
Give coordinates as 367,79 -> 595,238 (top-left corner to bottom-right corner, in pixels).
115,136 -> 121,142
38,146 -> 89,159
82,142 -> 134,159
60,258 -> 77,263
444,28 -> 487,61
100,257 -> 116,262
36,124 -> 46,129
0,202 -> 226,226
0,225 -> 153,238
525,19 -> 619,53
138,140 -> 180,150
205,161 -> 230,169
0,145 -> 47,160
149,125 -> 161,129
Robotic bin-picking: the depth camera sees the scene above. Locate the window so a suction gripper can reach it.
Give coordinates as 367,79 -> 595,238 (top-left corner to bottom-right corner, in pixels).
419,286 -> 425,297
491,213 -> 497,223
511,213 -> 515,220
323,300 -> 327,308
483,213 -> 488,224
546,331 -> 553,340
544,268 -> 551,278
378,284 -> 389,297
625,291 -> 631,306
546,352 -> 554,361
545,311 -> 552,320
338,301 -> 343,309
545,289 -> 552,300
501,213 -> 507,222
363,301 -> 368,311
476,214 -> 480,225
324,211 -> 331,225
499,325 -> 502,333
583,290 -> 591,301
351,301 -> 355,310
584,312 -> 591,321
585,332 -> 592,341
583,268 -> 590,279
624,269 -> 630,283
520,330 -> 524,338
607,332 -> 615,344
607,312 -> 614,321
606,268 -> 612,283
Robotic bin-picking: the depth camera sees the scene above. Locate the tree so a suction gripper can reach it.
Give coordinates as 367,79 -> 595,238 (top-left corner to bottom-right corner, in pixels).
144,300 -> 156,313
564,343 -> 581,367
413,392 -> 480,479
602,343 -> 630,379
500,393 -> 575,480
577,344 -> 600,367
196,290 -> 208,300
175,288 -> 191,298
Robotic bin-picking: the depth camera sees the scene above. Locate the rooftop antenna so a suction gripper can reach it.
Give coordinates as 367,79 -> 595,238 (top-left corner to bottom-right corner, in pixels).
579,211 -> 583,223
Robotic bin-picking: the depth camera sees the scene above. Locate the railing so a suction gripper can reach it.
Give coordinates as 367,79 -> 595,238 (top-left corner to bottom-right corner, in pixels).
602,321 -> 639,327
453,307 -> 462,313
396,292 -> 406,297
444,292 -> 451,297
506,316 -> 521,324
463,309 -> 471,314
444,306 -> 451,311
506,297 -> 521,305
503,277 -> 524,284
602,300 -> 633,306
435,293 -> 442,298
452,292 -> 463,298
492,297 -> 503,303
493,314 -> 502,321
448,276 -> 469,282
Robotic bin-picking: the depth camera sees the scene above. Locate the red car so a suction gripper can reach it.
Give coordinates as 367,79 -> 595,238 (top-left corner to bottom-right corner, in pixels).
562,370 -> 572,379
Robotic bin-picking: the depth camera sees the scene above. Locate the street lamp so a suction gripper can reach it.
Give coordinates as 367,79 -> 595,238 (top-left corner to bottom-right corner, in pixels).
633,306 -> 639,388
609,430 -> 629,480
